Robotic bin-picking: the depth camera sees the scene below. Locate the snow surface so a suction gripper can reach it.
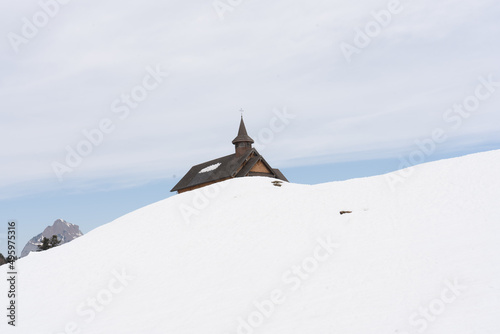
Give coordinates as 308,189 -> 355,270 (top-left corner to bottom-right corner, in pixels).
1,150 -> 500,333
199,162 -> 221,173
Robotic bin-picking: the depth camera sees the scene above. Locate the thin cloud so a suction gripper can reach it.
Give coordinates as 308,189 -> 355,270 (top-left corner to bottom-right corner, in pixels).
0,0 -> 499,198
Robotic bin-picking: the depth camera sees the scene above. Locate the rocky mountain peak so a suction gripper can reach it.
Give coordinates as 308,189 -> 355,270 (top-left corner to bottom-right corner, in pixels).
20,219 -> 84,258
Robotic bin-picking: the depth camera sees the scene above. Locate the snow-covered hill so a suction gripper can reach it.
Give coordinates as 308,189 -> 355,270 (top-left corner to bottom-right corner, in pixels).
2,150 -> 500,334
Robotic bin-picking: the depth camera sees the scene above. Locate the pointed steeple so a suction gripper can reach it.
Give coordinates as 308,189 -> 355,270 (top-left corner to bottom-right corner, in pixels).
232,116 -> 254,145
232,116 -> 254,157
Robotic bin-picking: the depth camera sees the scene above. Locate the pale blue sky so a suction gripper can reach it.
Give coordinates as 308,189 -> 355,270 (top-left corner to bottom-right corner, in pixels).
1,0 -> 500,251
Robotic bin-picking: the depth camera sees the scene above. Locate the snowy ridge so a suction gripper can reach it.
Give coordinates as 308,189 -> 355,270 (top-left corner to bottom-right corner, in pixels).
1,150 -> 500,333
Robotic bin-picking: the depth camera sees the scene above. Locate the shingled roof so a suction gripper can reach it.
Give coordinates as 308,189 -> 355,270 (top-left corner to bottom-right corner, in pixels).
170,148 -> 287,192
171,116 -> 288,193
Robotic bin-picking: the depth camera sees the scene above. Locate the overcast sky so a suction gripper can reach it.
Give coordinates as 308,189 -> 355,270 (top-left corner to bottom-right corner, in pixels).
1,0 -> 500,245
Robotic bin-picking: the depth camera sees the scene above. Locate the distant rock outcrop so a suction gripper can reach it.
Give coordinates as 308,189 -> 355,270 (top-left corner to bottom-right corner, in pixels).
21,219 -> 83,258
0,253 -> 7,266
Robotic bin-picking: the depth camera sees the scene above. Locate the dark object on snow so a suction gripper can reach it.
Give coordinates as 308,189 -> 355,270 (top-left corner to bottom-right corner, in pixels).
171,116 -> 288,193
272,180 -> 283,187
339,211 -> 352,215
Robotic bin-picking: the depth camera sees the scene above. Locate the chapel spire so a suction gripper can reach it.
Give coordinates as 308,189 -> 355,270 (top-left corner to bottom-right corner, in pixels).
232,116 -> 254,157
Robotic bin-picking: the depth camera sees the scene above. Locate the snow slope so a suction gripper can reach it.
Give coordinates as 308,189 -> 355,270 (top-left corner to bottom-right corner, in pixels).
1,150 -> 500,334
